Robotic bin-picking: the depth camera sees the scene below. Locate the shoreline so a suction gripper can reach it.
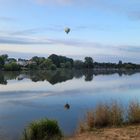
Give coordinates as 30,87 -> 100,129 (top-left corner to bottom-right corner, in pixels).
66,125 -> 140,140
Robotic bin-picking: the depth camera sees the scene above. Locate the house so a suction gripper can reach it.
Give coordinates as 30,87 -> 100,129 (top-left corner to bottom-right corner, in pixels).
17,59 -> 28,66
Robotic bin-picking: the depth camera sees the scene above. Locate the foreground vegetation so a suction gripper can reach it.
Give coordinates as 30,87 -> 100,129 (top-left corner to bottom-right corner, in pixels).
21,101 -> 140,140
22,119 -> 62,140
78,101 -> 140,133
0,54 -> 140,71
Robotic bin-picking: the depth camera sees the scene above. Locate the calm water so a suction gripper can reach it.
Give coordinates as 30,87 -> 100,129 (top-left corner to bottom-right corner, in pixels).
0,69 -> 140,140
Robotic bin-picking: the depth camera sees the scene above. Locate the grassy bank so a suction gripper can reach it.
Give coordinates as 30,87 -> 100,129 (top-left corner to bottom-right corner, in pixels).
78,101 -> 140,133
66,125 -> 140,140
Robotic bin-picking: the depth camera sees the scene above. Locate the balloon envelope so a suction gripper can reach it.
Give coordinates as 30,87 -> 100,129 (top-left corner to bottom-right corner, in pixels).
65,28 -> 70,34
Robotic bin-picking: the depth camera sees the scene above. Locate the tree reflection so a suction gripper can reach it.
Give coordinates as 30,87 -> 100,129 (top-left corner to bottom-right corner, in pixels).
84,69 -> 94,81
0,69 -> 139,85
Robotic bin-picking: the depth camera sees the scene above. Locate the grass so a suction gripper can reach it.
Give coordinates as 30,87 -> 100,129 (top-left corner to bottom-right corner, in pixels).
127,101 -> 140,124
78,101 -> 140,133
21,118 -> 62,140
21,101 -> 140,139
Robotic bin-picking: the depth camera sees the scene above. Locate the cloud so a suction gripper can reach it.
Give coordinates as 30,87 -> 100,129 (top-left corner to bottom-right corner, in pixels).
0,35 -> 54,45
0,16 -> 16,22
128,11 -> 140,20
36,0 -> 72,5
0,33 -> 140,61
3,24 -> 104,37
35,0 -> 140,20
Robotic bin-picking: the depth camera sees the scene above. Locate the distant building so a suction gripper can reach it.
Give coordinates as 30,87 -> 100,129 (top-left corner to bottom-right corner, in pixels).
16,59 -> 36,66
17,59 -> 28,66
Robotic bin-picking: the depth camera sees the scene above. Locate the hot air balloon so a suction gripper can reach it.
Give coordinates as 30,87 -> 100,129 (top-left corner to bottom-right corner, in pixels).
64,27 -> 70,34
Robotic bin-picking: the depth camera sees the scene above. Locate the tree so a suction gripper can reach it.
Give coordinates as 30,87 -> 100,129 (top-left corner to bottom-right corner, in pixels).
50,64 -> 57,70
60,62 -> 72,69
48,54 -> 73,68
1,54 -> 8,61
0,56 -> 5,69
48,54 -> 60,67
74,60 -> 84,69
118,60 -> 123,69
8,58 -> 17,63
60,63 -> 65,68
65,61 -> 72,68
40,59 -> 54,70
31,56 -> 45,65
84,57 -> 94,68
0,54 -> 8,68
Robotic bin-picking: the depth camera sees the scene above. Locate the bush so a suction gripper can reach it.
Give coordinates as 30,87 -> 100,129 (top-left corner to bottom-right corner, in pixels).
94,104 -> 110,127
50,64 -> 57,70
22,118 -> 62,140
4,62 -> 21,71
109,102 -> 123,126
78,102 -> 124,132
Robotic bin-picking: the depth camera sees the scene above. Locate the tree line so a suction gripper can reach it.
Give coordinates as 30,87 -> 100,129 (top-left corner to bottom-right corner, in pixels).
0,54 -> 140,71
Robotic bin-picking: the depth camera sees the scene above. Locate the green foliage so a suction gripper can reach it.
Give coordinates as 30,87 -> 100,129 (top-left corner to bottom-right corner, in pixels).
50,64 -> 57,70
27,63 -> 38,70
48,54 -> 60,67
48,54 -> 73,68
22,118 -> 62,140
124,63 -> 135,69
1,54 -> 8,61
4,62 -> 21,71
74,60 -> 84,69
65,62 -> 72,68
0,56 -> 5,68
31,56 -> 45,65
60,62 -> 72,69
118,60 -> 123,69
40,59 -> 53,69
60,63 -> 65,68
0,74 -> 7,85
1,53 -> 140,71
84,57 -> 94,68
0,54 -> 8,68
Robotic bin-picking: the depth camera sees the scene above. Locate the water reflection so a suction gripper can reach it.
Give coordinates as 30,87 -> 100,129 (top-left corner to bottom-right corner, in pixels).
0,69 -> 139,85
0,69 -> 140,140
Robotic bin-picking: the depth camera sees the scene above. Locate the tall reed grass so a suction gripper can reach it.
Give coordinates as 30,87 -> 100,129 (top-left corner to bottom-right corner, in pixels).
78,101 -> 140,133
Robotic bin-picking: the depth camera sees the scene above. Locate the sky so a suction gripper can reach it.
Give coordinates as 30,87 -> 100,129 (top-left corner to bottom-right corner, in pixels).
0,0 -> 140,62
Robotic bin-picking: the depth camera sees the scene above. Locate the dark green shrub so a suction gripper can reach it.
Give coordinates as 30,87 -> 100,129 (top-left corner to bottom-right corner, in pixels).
50,64 -> 57,70
4,62 -> 21,71
22,118 -> 62,140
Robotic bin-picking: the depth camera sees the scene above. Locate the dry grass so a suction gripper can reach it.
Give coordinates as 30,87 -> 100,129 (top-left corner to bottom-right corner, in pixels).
127,101 -> 140,124
109,102 -> 123,126
78,101 -> 140,133
94,104 -> 110,127
67,125 -> 140,140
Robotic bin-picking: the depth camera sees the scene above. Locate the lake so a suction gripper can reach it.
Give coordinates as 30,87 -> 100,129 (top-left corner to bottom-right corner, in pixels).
0,69 -> 140,140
